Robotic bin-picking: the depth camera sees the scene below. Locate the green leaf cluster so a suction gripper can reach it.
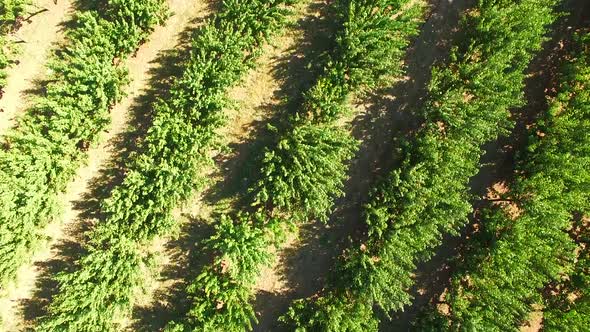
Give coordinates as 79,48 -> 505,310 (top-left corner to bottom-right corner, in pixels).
0,0 -> 28,30
533,32 -> 590,332
544,237 -> 590,331
167,213 -> 288,332
280,0 -> 560,330
282,294 -> 378,332
253,0 -> 425,222
0,0 -> 29,88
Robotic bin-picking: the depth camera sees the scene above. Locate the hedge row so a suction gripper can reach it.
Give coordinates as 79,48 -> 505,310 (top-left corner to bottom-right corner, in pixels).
0,0 -> 29,91
415,29 -> 590,332
37,1 -> 298,331
169,1 -> 425,331
0,0 -> 168,288
539,32 -> 590,332
281,0 -> 560,330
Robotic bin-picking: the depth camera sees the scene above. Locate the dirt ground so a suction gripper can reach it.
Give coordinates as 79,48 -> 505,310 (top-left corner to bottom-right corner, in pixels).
0,0 -> 72,135
0,0 -> 211,330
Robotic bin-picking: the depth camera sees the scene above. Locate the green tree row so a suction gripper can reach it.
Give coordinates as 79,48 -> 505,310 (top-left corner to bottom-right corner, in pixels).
0,0 -> 29,90
281,0 -> 560,330
36,0 -> 298,331
415,29 -> 590,332
168,1 -> 425,331
0,0 -> 168,288
537,32 -> 590,332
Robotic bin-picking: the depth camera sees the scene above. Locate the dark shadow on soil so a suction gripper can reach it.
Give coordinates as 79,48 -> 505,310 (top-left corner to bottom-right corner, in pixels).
17,6 -> 215,328
390,1 -> 590,331
251,0 -> 476,331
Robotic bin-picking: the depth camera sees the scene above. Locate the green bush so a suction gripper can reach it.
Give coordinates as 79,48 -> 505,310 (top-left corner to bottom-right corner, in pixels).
0,0 -> 29,88
37,1 -> 297,331
534,32 -> 590,332
417,29 -> 590,331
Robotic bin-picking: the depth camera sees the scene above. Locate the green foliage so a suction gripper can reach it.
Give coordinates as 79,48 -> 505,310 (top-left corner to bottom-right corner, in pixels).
0,0 -> 28,30
175,0 -> 425,330
416,29 -> 590,332
252,123 -> 358,221
281,0 -> 560,330
0,36 -> 10,87
539,33 -> 590,332
544,242 -> 590,331
0,0 -> 167,289
37,1 -> 296,331
281,294 -> 378,332
40,240 -> 145,331
252,0 -> 425,223
102,0 -> 171,54
299,0 -> 425,123
167,213 -> 287,332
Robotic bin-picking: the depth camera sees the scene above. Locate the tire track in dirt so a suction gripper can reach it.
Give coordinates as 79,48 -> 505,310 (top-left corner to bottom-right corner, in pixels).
0,1 -> 211,330
0,0 -> 72,136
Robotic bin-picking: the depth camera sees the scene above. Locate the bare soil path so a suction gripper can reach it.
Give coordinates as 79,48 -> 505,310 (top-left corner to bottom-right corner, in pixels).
0,0 -> 72,136
0,1 -> 211,330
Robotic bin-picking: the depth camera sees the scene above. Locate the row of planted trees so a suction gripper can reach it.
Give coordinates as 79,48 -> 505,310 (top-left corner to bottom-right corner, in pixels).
0,0 -> 168,288
281,0 -> 568,330
167,0 -> 426,331
36,0 -> 300,331
416,30 -> 590,331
